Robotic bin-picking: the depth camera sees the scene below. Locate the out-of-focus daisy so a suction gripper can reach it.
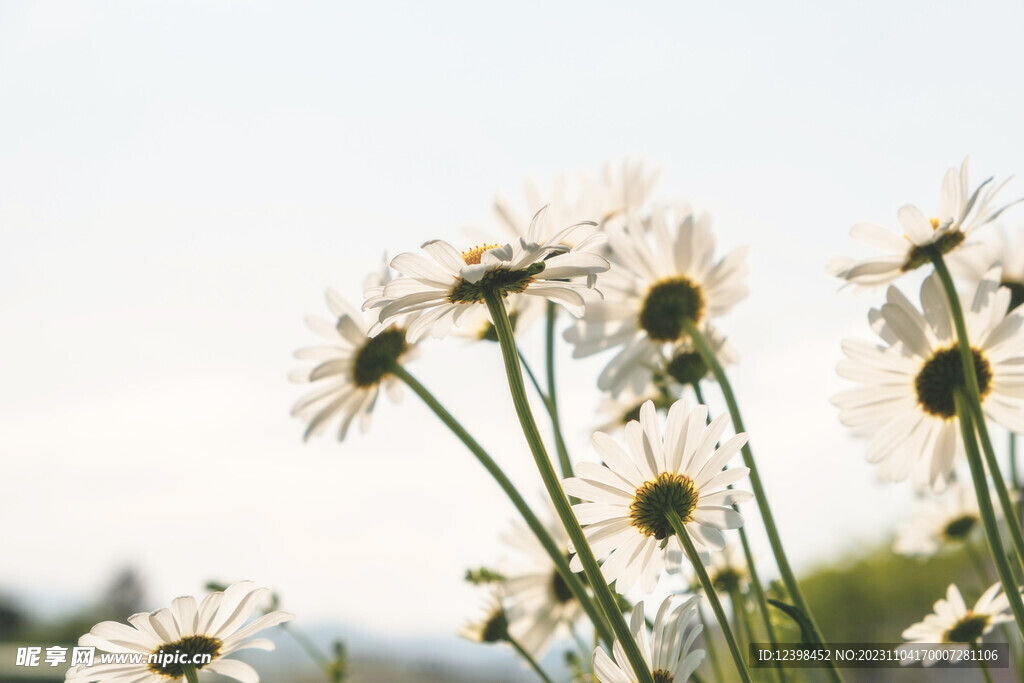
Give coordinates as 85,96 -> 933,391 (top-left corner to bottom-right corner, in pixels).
951,224 -> 1024,312
497,506 -> 586,659
495,158 -> 662,243
458,591 -> 512,644
894,482 -> 982,557
596,389 -> 676,434
451,293 -> 542,343
565,206 -> 748,397
291,266 -> 417,441
593,596 -> 705,683
365,209 -> 609,343
66,581 -> 293,682
563,400 -> 752,594
833,267 -> 1024,490
830,157 -> 1017,288
901,583 -> 1012,665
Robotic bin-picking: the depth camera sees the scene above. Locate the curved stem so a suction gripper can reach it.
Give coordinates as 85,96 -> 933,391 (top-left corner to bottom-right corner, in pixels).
667,508 -> 752,683
697,605 -> 725,683
1012,432 -> 1022,523
682,318 -> 843,683
388,362 -> 614,646
483,291 -> 654,683
931,253 -> 1024,573
954,389 -> 1024,637
692,382 -> 785,682
545,301 -> 574,479
507,635 -> 555,683
975,642 -> 994,683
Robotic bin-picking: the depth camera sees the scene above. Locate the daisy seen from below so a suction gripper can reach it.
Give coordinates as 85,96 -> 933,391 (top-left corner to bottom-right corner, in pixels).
364,207 -> 609,342
496,504 -> 586,659
830,156 -> 1018,288
894,482 -> 982,557
66,581 -> 293,683
593,596 -> 705,683
563,399 -> 752,594
951,223 -> 1024,312
494,158 -> 662,243
833,267 -> 1024,490
564,205 -> 748,396
290,264 -> 416,441
901,582 -> 1014,665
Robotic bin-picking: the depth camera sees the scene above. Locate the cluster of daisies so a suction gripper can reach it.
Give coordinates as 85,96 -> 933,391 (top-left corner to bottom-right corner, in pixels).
831,157 -> 1024,661
290,159 -> 766,682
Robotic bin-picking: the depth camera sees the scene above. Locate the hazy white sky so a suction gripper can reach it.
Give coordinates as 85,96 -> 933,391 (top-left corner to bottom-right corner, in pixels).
3,0 -> 1024,647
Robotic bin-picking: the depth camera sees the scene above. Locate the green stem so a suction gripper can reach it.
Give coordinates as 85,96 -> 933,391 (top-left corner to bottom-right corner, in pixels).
281,623 -> 333,678
954,389 -> 1024,637
483,290 -> 654,683
545,301 -> 574,480
975,642 -> 995,683
931,253 -> 1024,573
728,585 -> 751,651
1012,432 -> 1022,524
667,508 -> 752,683
682,318 -> 843,683
697,605 -> 725,683
181,664 -> 200,683
507,635 -> 555,683
693,380 -> 785,681
388,362 -> 614,646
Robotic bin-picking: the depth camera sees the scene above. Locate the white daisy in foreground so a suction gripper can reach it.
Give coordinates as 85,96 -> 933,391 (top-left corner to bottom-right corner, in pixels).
290,269 -> 417,441
563,400 -> 752,593
830,156 -> 1017,288
901,583 -> 1013,665
365,208 -> 609,342
894,482 -> 982,557
66,581 -> 293,682
565,205 -> 748,396
833,267 -> 1024,490
593,596 -> 705,683
497,506 -> 585,658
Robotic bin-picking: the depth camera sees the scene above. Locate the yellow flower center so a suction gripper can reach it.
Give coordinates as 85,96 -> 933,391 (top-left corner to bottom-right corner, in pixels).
461,243 -> 501,266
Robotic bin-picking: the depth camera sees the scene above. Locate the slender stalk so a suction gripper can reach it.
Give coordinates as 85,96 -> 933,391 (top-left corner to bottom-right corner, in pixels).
965,541 -> 994,586
693,380 -> 785,679
545,300 -> 574,479
483,291 -> 654,683
728,585 -> 751,650
931,253 -> 1024,572
281,623 -> 333,676
698,606 -> 725,683
954,389 -> 1024,636
1012,432 -> 1022,523
181,664 -> 200,683
968,406 -> 1024,572
508,635 -> 555,683
388,361 -> 614,645
975,642 -> 995,683
682,318 -> 843,683
667,508 -> 752,683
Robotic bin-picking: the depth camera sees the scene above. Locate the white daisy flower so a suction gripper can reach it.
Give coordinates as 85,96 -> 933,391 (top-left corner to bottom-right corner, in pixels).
830,157 -> 1017,288
901,583 -> 1013,665
494,158 -> 662,243
365,209 -> 609,343
497,506 -> 586,659
66,581 -> 293,683
951,224 -> 1024,312
593,596 -> 705,683
458,590 -> 512,644
564,205 -> 748,397
894,482 -> 982,557
833,267 -> 1024,490
563,399 -> 752,594
291,266 -> 417,441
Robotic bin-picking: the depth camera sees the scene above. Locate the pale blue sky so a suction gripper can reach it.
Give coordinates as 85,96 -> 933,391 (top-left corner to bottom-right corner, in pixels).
2,0 -> 1023,647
